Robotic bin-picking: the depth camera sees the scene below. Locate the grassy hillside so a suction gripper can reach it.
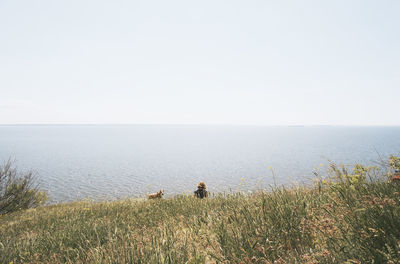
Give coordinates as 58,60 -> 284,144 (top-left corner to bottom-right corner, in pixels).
1,159 -> 400,263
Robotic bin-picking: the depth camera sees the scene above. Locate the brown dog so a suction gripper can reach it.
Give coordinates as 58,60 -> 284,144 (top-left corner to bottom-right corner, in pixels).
148,189 -> 164,199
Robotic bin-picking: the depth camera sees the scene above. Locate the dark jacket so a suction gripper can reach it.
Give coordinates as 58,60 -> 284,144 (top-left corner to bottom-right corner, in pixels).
194,188 -> 208,198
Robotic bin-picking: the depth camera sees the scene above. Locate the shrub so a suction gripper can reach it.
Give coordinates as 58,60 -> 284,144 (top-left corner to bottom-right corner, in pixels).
318,155 -> 400,262
0,159 -> 47,214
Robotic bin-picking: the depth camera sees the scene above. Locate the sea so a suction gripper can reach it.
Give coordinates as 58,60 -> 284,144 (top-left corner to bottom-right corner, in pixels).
0,125 -> 399,203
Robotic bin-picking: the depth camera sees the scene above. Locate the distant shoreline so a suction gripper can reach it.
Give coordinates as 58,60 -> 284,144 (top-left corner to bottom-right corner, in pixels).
1,123 -> 400,127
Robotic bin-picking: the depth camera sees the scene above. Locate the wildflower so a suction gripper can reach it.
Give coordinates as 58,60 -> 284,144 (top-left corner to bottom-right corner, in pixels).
391,170 -> 400,182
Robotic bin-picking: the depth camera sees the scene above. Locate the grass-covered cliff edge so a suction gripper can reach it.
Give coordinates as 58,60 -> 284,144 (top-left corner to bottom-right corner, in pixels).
1,155 -> 400,263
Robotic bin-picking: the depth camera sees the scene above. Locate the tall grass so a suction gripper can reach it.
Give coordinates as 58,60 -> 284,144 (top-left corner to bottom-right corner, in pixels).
1,156 -> 400,263
0,160 -> 47,215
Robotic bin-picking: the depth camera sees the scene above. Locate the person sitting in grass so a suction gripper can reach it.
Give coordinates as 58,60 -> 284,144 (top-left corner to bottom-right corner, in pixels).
194,182 -> 208,199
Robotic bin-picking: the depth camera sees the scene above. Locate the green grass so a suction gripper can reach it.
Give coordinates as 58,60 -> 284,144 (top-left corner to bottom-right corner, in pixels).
1,160 -> 400,263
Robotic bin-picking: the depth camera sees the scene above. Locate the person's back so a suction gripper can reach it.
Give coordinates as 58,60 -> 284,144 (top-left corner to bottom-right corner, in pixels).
194,188 -> 208,198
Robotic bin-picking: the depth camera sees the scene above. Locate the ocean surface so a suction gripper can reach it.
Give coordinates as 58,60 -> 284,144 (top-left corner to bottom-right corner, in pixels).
0,125 -> 399,203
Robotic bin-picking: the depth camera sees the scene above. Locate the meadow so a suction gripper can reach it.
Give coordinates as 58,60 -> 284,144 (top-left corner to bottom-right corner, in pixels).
1,156 -> 400,263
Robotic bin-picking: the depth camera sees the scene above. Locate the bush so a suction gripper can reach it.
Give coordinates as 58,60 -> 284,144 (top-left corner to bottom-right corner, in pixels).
0,159 -> 47,214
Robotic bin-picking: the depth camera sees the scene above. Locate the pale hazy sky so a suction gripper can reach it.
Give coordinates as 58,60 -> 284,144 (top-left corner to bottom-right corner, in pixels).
1,0 -> 399,125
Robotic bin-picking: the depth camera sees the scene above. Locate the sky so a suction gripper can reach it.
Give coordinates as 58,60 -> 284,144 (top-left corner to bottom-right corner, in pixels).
0,0 -> 399,126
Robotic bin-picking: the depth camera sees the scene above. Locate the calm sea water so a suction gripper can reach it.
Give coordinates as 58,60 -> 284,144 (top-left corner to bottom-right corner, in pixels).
0,125 -> 399,203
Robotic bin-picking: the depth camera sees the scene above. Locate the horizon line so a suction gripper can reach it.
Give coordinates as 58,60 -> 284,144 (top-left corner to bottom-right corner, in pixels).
0,123 -> 399,127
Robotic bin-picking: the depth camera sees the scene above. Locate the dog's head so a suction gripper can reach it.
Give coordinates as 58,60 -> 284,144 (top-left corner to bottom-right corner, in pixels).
158,189 -> 164,197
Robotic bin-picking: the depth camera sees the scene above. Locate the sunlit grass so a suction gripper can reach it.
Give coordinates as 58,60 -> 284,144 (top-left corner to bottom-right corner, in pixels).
1,158 -> 400,263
